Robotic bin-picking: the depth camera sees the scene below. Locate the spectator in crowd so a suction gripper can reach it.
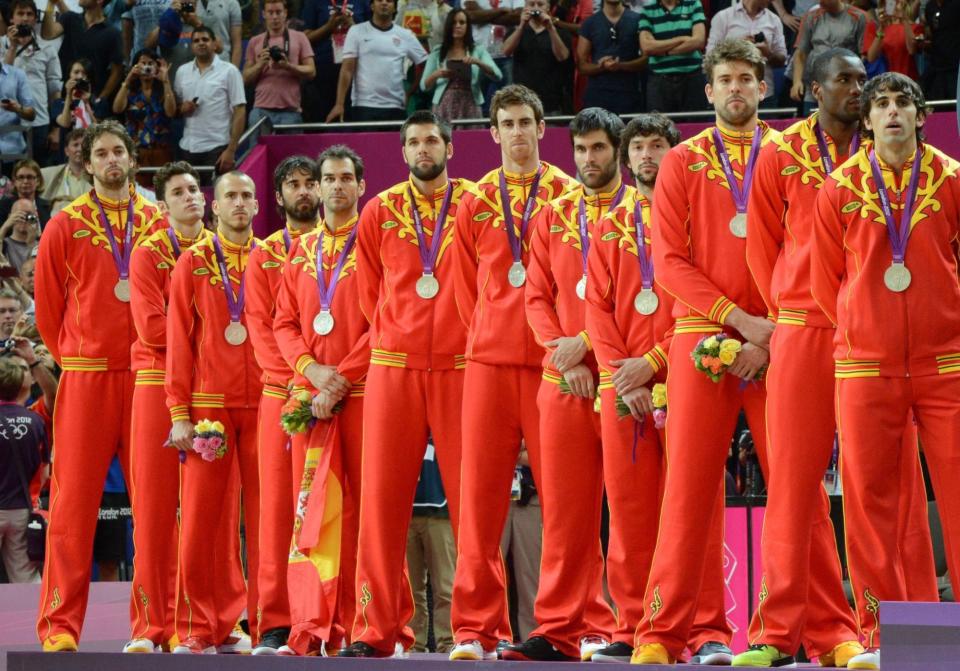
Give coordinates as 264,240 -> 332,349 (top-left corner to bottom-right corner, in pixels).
706,0 -> 787,106
406,442 -> 456,653
863,0 -> 922,79
40,0 -> 123,106
145,0 -> 244,77
122,0 -> 172,63
0,160 -> 50,230
638,0 -> 708,113
242,0 -> 316,126
325,0 -> 427,122
51,59 -> 99,157
0,0 -> 61,167
17,254 -> 34,315
464,0 -> 522,108
0,354 -> 49,584
577,0 -> 644,114
0,61 -> 35,160
920,0 -> 959,100
112,50 -> 176,173
174,26 -> 245,174
0,199 -> 40,272
397,0 -> 450,50
791,0 -> 867,113
499,445 -> 541,642
422,9 -> 501,120
40,129 -> 90,215
770,0 -> 816,48
0,289 -> 23,338
300,0 -> 369,122
502,0 -> 572,116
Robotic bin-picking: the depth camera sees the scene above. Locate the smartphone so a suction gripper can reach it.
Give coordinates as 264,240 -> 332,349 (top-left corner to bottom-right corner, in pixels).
0,266 -> 19,278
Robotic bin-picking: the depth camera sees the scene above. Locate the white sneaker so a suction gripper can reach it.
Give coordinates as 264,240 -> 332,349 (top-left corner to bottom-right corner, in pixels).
449,640 -> 498,661
392,642 -> 409,658
217,631 -> 251,654
580,636 -> 610,662
848,648 -> 880,670
122,638 -> 157,653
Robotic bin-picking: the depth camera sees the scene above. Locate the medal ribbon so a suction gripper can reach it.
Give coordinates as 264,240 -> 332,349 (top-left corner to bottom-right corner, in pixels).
633,200 -> 654,290
408,182 -> 453,276
499,167 -> 543,263
577,182 -> 626,275
712,127 -> 761,214
167,227 -> 181,258
316,225 -> 359,312
91,190 -> 136,282
213,235 -> 256,322
283,227 -> 293,253
868,147 -> 923,266
814,120 -> 861,174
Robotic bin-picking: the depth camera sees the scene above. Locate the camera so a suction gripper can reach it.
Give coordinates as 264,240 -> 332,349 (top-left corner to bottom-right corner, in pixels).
140,63 -> 156,77
529,9 -> 541,16
74,78 -> 90,93
181,1 -> 195,12
15,23 -> 32,37
753,32 -> 765,43
269,45 -> 285,61
0,339 -> 15,355
23,213 -> 38,224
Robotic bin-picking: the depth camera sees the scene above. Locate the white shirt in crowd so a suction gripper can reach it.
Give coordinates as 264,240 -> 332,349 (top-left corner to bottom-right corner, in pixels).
706,1 -> 787,98
470,0 -> 524,59
0,34 -> 61,127
342,21 -> 427,110
174,56 -> 246,153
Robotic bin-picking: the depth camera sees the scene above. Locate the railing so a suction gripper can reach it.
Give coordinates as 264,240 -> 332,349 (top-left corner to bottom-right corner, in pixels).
136,115 -> 270,176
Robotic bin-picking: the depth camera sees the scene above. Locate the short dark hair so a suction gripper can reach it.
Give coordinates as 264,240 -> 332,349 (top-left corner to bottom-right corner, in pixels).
263,0 -> 288,7
213,170 -> 255,198
489,84 -> 544,128
702,38 -> 765,84
808,47 -> 859,85
618,113 -> 681,168
82,121 -> 137,166
317,144 -> 365,182
65,128 -> 86,145
569,107 -> 625,151
274,156 -> 320,194
860,72 -> 928,142
153,161 -> 201,201
400,110 -> 452,145
0,358 -> 24,402
10,0 -> 38,16
192,25 -> 217,41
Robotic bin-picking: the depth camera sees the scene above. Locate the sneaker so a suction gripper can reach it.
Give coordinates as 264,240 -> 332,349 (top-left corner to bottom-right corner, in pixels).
692,641 -> 734,665
41,634 -> 78,653
496,639 -> 511,658
631,643 -> 675,664
847,648 -> 880,670
501,636 -> 579,662
122,638 -> 157,654
172,636 -> 216,654
732,644 -> 796,667
252,627 -> 289,655
392,642 -> 409,658
820,641 -> 866,668
338,641 -> 392,658
593,641 -> 633,662
450,639 -> 499,661
217,629 -> 251,654
581,636 -> 610,661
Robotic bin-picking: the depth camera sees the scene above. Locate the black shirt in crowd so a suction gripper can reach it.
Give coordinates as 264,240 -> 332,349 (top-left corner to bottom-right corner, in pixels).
511,24 -> 574,115
56,13 -> 124,97
0,402 -> 48,510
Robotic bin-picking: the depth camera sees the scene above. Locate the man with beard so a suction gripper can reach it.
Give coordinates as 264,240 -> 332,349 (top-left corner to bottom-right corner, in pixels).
124,162 -> 247,655
631,39 -> 775,665
584,113 -> 733,663
274,144 -> 369,655
166,171 -> 263,655
502,107 -> 625,663
338,111 -> 472,658
449,84 -> 574,662
34,121 -> 165,652
244,156 -> 321,655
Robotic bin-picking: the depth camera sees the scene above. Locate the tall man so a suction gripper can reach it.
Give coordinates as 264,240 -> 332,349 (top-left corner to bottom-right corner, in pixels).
166,171 -> 263,654
632,39 -> 775,666
502,107 -> 625,663
35,121 -> 165,652
339,111 -> 472,658
244,156 -> 321,655
811,72 -> 960,671
449,84 -> 573,662
274,144 -> 370,655
738,48 -> 935,668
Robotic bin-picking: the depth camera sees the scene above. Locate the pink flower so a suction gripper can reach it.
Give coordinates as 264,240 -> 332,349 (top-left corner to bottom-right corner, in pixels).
653,408 -> 667,430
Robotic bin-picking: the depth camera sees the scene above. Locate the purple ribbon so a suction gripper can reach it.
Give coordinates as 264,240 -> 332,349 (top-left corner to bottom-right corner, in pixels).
712,127 -> 761,214
91,190 -> 136,281
868,147 -> 923,265
499,167 -> 542,263
408,183 -> 453,276
577,182 -> 626,274
167,227 -> 181,258
633,200 -> 654,290
316,225 -> 358,312
814,120 -> 861,174
212,235 -> 256,322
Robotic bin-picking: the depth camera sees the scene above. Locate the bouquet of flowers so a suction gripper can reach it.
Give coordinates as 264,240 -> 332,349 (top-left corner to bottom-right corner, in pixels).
281,391 -> 317,436
691,334 -> 742,382
651,383 -> 667,429
193,419 -> 227,461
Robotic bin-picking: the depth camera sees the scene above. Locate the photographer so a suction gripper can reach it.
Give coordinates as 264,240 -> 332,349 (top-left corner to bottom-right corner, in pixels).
52,59 -> 98,138
0,0 -> 61,167
242,0 -> 314,126
502,0 -> 572,115
112,50 -> 175,173
0,199 -> 40,272
0,160 -> 50,234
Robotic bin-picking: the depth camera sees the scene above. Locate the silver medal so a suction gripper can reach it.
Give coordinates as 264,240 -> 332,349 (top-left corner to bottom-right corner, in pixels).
114,279 -> 131,302
729,212 -> 747,239
884,262 -> 912,292
576,275 -> 587,300
313,310 -> 335,335
416,273 -> 440,299
508,261 -> 527,288
634,289 -> 659,315
224,321 -> 248,346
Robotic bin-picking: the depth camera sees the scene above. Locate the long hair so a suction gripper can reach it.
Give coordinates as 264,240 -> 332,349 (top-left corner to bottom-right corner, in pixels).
439,9 -> 475,62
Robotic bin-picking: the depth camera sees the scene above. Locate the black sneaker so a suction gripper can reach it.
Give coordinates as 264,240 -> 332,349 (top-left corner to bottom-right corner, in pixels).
691,641 -> 734,665
592,641 -> 633,663
337,641 -> 391,658
496,639 -> 511,659
252,627 -> 289,656
500,636 -> 579,662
